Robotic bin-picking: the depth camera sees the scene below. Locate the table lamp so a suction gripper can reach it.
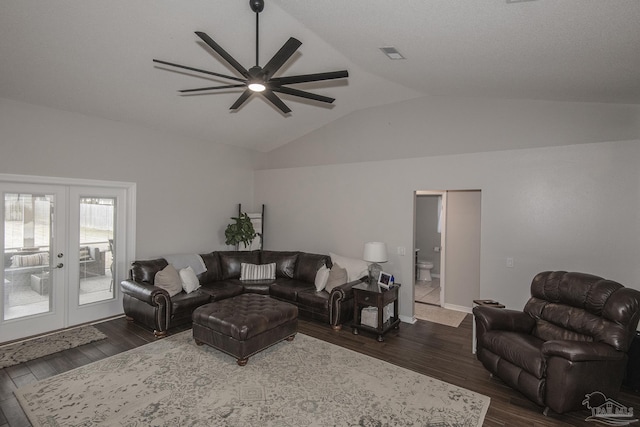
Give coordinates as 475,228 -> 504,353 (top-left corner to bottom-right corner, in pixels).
363,242 -> 388,285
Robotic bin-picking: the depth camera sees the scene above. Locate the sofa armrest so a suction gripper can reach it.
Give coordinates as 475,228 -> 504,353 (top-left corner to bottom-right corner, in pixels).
473,306 -> 535,333
120,279 -> 169,306
330,277 -> 364,301
328,278 -> 365,328
542,340 -> 625,362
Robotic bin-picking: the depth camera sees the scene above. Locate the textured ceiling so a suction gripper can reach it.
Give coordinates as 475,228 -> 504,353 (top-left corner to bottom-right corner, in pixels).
1,0 -> 638,152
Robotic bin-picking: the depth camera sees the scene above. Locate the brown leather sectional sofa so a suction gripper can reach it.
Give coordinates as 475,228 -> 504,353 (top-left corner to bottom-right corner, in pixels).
121,250 -> 363,337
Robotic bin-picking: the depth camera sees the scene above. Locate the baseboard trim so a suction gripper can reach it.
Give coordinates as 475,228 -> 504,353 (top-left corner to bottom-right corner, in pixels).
442,303 -> 472,314
400,315 -> 417,324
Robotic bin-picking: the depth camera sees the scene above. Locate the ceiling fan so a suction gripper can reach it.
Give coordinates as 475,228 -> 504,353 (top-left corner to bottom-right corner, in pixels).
153,0 -> 349,114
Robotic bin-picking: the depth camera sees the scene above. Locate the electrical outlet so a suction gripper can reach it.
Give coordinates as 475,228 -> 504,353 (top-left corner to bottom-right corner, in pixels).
506,257 -> 514,268
397,246 -> 406,256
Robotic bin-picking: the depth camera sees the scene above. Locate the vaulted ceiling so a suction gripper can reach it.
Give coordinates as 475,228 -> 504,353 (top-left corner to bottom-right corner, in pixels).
1,0 -> 638,152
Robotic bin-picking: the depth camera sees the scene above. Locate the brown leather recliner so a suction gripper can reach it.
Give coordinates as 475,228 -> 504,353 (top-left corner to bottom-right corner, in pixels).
473,271 -> 640,414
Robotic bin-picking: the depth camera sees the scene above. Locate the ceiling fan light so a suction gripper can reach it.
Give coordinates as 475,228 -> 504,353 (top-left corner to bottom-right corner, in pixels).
248,82 -> 266,92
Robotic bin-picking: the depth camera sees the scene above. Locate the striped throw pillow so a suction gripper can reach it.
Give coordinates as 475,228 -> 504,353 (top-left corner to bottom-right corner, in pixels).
240,263 -> 276,281
11,252 -> 50,267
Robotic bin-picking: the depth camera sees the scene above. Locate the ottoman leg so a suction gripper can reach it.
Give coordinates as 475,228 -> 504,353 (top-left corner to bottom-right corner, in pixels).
237,358 -> 249,366
195,339 -> 204,346
286,334 -> 296,341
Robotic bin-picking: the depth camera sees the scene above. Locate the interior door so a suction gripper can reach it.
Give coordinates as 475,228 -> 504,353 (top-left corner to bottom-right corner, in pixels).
1,183 -> 67,342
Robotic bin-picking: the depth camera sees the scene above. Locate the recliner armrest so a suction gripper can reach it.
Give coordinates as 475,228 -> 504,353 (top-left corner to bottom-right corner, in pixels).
120,279 -> 169,306
542,340 -> 625,362
473,306 -> 535,333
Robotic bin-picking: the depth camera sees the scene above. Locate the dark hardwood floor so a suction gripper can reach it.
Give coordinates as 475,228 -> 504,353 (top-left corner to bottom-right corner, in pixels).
2,315 -> 640,426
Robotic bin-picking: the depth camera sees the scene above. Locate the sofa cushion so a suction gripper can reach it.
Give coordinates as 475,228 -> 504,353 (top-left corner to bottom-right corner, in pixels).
78,247 -> 93,262
294,253 -> 332,284
240,263 -> 276,281
239,279 -> 273,295
199,280 -> 244,302
218,251 -> 261,280
170,290 -> 210,315
11,252 -> 49,268
270,278 -> 316,302
154,264 -> 183,297
131,258 -> 168,284
314,265 -> 330,291
180,266 -> 201,293
197,252 -> 221,284
260,251 -> 299,279
297,289 -> 330,311
325,264 -> 348,293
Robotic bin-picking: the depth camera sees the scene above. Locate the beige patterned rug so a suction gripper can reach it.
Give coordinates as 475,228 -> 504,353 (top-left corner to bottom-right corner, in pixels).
0,325 -> 107,368
15,330 -> 490,426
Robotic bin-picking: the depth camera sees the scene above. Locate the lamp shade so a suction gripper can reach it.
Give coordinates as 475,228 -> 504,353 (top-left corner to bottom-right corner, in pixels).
363,242 -> 388,263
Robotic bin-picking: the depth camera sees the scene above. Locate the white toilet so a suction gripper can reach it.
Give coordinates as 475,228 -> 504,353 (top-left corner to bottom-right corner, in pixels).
416,260 -> 434,282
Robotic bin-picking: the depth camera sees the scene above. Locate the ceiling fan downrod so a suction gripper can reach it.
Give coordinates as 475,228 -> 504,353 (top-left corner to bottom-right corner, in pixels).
250,0 -> 264,67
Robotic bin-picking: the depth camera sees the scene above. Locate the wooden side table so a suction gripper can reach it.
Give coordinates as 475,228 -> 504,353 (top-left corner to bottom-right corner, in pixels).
352,281 -> 400,342
472,299 -> 505,354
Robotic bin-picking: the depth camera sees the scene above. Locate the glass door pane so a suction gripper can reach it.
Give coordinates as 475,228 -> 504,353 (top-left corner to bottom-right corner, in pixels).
3,193 -> 54,320
78,197 -> 115,305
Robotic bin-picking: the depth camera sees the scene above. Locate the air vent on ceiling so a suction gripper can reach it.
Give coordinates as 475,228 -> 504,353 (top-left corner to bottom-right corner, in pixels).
380,47 -> 405,60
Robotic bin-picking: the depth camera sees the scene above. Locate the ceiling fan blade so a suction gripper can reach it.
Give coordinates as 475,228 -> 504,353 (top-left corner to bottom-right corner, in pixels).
261,37 -> 302,79
272,86 -> 335,104
179,84 -> 247,93
153,59 -> 246,82
230,89 -> 253,110
272,70 -> 349,85
195,32 -> 249,78
262,90 -> 291,114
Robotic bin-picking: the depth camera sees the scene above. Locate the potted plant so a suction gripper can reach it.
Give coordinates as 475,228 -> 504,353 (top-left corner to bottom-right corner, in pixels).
224,212 -> 258,250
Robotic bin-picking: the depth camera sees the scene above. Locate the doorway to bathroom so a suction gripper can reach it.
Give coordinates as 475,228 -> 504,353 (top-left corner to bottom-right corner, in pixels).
414,190 -> 481,321
414,192 -> 444,309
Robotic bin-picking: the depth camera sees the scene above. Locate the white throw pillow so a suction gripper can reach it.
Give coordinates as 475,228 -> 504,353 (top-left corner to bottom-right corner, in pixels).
329,252 -> 369,282
154,264 -> 183,297
180,266 -> 201,294
240,263 -> 276,281
314,264 -> 330,292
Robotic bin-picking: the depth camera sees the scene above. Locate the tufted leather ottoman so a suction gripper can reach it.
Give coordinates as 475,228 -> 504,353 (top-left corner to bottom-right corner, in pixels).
192,293 -> 298,366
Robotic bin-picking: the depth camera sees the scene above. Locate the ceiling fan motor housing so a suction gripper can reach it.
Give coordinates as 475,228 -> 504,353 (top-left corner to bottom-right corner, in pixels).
250,0 -> 264,13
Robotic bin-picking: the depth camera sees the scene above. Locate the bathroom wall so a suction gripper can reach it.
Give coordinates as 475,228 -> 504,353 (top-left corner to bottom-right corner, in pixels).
415,195 -> 441,276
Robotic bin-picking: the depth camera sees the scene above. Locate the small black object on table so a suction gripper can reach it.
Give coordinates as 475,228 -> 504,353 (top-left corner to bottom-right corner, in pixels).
351,281 -> 400,342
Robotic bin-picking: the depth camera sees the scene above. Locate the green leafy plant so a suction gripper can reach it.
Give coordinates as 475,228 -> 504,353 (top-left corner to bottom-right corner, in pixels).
224,213 -> 257,249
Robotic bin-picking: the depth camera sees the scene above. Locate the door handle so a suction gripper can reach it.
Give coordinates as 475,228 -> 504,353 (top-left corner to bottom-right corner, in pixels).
56,263 -> 64,269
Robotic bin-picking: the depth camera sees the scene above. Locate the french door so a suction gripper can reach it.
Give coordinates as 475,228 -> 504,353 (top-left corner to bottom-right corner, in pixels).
1,180 -> 130,342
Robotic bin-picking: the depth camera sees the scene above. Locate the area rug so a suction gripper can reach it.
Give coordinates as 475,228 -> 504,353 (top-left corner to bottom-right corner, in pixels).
15,330 -> 490,426
0,325 -> 107,369
415,303 -> 468,327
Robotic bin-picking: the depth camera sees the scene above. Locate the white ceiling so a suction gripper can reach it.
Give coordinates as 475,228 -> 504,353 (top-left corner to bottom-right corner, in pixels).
1,0 -> 639,152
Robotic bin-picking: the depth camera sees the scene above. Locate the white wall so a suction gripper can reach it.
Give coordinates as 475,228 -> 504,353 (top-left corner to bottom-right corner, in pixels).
255,139 -> 640,319
264,96 -> 640,169
0,98 -> 262,259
